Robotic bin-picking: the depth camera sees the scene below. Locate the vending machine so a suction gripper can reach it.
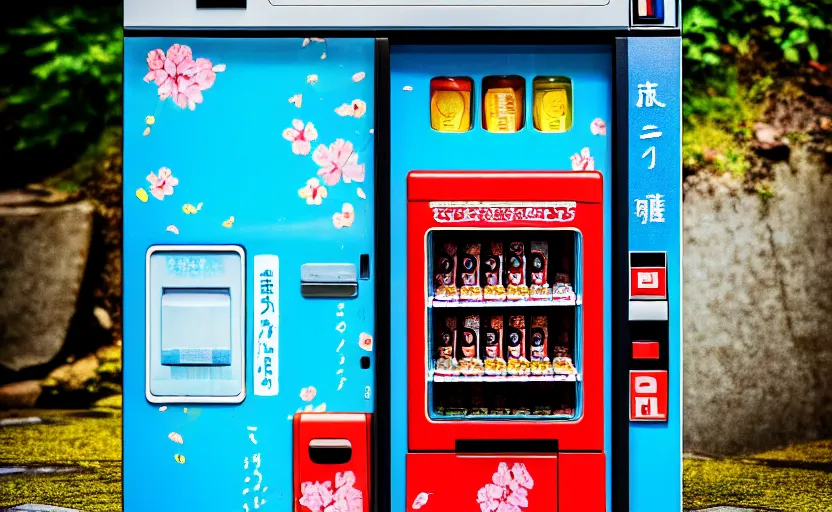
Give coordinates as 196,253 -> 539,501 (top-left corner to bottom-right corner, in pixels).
122,1 -> 681,511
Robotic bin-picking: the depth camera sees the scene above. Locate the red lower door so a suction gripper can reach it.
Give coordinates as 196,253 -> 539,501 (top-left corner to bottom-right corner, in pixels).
406,453 -> 556,511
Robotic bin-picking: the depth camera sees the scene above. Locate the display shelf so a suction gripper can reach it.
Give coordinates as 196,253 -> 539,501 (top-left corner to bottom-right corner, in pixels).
429,297 -> 578,308
430,372 -> 579,383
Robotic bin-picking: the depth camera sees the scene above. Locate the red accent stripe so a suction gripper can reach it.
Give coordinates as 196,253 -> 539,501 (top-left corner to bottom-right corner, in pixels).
632,341 -> 660,359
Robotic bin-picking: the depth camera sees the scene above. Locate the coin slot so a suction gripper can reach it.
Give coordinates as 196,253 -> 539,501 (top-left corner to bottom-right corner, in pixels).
482,75 -> 525,133
360,356 -> 371,369
359,254 -> 371,280
308,439 -> 353,465
532,76 -> 573,133
429,77 -> 474,133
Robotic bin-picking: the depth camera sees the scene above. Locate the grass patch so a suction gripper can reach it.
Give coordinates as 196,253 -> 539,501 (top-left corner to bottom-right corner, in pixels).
683,440 -> 832,511
0,408 -> 121,511
683,73 -> 773,180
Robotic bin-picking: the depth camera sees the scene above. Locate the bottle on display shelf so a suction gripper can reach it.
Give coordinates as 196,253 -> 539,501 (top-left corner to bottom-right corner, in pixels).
482,241 -> 507,301
459,244 -> 483,301
434,315 -> 459,376
529,315 -> 554,376
458,315 -> 485,376
529,241 -> 552,301
433,242 -> 459,301
482,315 -> 508,376
505,241 -> 530,301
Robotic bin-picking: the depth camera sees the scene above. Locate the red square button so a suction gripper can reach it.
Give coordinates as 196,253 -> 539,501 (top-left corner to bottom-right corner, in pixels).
632,341 -> 660,360
630,370 -> 668,422
630,267 -> 667,298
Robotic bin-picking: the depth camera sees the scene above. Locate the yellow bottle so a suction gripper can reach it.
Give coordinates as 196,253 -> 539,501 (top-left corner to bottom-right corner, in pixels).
430,77 -> 472,133
484,88 -> 519,133
533,77 -> 572,133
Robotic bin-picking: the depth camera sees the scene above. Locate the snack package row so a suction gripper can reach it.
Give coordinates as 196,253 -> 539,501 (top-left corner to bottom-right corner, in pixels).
433,313 -> 577,378
433,240 -> 576,302
433,383 -> 576,417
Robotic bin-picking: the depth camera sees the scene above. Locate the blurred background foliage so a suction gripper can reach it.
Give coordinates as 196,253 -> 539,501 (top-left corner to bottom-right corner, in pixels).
0,0 -> 830,189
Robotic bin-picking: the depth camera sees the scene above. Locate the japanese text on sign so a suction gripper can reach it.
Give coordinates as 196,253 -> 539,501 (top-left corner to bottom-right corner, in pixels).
254,255 -> 279,397
429,201 -> 577,224
242,427 -> 269,510
634,79 -> 670,224
166,256 -> 224,277
634,194 -> 666,224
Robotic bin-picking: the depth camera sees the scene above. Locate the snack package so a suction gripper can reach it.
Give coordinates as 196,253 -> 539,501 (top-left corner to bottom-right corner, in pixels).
459,244 -> 483,301
553,357 -> 577,376
433,243 -> 459,301
483,315 -> 507,376
552,255 -> 576,302
505,242 -> 530,301
434,315 -> 459,376
553,403 -> 576,417
529,316 -> 554,376
482,242 -> 507,301
529,241 -> 551,300
505,315 -> 530,376
458,315 -> 485,376
533,405 -> 553,416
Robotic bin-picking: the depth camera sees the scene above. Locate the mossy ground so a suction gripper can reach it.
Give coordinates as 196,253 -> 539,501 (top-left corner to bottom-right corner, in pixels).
684,440 -> 832,511
0,407 -> 122,512
2,403 -> 831,511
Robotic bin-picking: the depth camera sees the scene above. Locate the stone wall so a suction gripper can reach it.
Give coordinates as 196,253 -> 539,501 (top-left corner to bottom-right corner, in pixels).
683,147 -> 832,455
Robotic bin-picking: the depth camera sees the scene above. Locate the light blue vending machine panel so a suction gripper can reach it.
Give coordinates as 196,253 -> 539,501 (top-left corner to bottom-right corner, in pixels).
123,37 -> 377,511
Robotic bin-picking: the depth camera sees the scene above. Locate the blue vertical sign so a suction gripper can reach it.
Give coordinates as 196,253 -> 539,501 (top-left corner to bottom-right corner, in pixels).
627,37 -> 682,512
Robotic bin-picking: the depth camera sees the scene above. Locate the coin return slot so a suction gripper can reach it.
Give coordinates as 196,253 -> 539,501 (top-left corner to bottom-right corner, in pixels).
359,254 -> 371,280
308,439 -> 353,465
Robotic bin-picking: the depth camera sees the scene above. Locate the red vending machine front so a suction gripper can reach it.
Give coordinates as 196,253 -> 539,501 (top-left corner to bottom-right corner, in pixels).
405,171 -> 606,511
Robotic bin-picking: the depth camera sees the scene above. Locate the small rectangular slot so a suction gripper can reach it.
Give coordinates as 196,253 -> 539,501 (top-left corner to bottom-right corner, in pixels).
532,76 -> 573,133
360,356 -> 371,369
359,254 -> 371,280
301,283 -> 358,298
430,77 -> 473,133
308,439 -> 353,465
482,76 -> 525,133
196,0 -> 246,8
455,439 -> 558,454
630,252 -> 666,268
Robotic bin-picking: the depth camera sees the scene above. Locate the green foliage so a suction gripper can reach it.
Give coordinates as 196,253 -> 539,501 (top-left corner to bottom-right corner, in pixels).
683,0 -> 832,78
0,5 -> 122,156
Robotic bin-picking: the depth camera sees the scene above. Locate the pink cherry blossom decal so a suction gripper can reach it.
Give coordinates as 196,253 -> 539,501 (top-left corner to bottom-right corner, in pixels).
359,333 -> 373,352
299,470 -> 363,512
147,167 -> 178,200
298,178 -> 328,206
300,386 -> 317,402
332,203 -> 355,230
307,74 -> 319,85
283,119 -> 318,156
590,118 -> 607,136
143,44 -> 222,110
289,94 -> 303,108
476,462 -> 534,512
570,148 -> 595,171
313,139 -> 365,186
352,72 -> 366,83
335,100 -> 367,119
412,492 -> 432,509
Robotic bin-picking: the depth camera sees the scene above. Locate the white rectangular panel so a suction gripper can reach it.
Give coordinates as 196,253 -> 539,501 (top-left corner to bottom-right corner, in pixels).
253,255 -> 279,397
